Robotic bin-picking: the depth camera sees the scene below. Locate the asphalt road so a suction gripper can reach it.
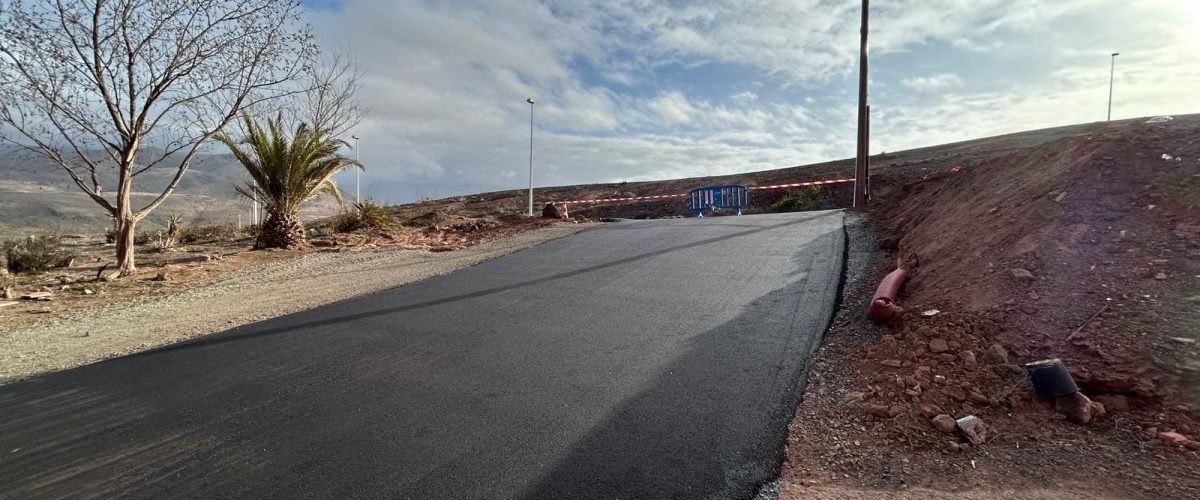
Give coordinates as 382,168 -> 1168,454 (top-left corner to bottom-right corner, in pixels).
0,211 -> 846,500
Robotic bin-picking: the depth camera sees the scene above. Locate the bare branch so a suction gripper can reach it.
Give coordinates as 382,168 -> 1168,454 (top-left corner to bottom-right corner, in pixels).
0,0 -> 317,275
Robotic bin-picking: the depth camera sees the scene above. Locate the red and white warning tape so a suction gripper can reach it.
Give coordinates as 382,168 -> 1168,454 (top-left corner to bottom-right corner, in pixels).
547,176 -> 854,207
747,178 -> 854,190
553,192 -> 687,206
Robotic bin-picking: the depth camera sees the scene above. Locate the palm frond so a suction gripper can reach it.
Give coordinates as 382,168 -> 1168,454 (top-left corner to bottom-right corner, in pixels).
219,112 -> 363,217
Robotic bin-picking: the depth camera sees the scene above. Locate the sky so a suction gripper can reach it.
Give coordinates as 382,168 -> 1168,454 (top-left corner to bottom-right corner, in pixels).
303,0 -> 1200,203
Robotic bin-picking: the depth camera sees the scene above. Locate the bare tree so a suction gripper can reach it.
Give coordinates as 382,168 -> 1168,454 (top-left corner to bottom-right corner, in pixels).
0,0 -> 316,276
287,50 -> 365,138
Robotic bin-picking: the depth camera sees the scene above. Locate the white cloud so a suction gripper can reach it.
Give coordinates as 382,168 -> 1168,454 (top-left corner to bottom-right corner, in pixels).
901,73 -> 965,92
731,91 -> 758,104
303,0 -> 1200,202
646,92 -> 697,125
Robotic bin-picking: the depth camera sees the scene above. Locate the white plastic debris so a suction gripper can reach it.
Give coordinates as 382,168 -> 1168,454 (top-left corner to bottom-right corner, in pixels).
920,309 -> 941,317
1145,115 -> 1173,123
1162,153 -> 1174,160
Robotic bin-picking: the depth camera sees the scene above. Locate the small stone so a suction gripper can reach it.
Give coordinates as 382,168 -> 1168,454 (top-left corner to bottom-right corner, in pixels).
929,338 -> 950,354
920,404 -> 942,418
1158,431 -> 1189,446
843,391 -> 866,403
956,416 -> 988,445
887,403 -> 910,418
82,289 -> 94,295
968,391 -> 990,404
152,271 -> 169,282
1170,337 -> 1196,344
932,414 -> 957,434
1186,441 -> 1200,451
1028,290 -> 1040,300
1154,272 -> 1167,280
881,359 -> 903,368
861,403 -> 891,418
1007,268 -> 1035,283
1055,392 -> 1106,425
958,350 -> 977,365
983,344 -> 1009,364
1053,191 -> 1067,203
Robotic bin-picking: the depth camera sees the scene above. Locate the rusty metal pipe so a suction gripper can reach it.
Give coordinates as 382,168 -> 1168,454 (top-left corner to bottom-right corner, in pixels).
866,268 -> 907,323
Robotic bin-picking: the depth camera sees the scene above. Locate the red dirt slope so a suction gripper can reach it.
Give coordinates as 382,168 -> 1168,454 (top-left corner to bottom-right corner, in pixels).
782,116 -> 1200,498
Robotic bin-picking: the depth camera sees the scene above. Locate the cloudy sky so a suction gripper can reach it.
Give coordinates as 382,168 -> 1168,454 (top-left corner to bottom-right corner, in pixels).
304,0 -> 1200,202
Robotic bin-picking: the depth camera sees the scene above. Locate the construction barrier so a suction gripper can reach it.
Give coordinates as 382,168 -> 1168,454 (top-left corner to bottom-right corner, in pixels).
687,184 -> 748,217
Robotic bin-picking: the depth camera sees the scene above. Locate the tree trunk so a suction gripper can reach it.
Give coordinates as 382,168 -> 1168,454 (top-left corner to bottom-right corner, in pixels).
114,172 -> 137,277
255,209 -> 305,249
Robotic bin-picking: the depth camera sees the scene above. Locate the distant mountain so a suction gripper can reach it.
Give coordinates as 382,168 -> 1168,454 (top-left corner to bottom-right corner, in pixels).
0,146 -> 344,238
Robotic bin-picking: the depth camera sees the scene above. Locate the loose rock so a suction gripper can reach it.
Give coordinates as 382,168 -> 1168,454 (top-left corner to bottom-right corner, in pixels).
1158,431 -> 1189,446
1054,392 -> 1106,425
983,343 -> 1009,364
1007,268 -> 1035,282
928,338 -> 950,354
958,350 -> 977,365
861,403 -> 891,418
920,404 -> 942,418
932,414 -> 957,434
956,415 -> 989,445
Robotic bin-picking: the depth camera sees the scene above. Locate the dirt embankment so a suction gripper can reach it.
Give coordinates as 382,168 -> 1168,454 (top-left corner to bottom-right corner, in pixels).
781,117 -> 1200,499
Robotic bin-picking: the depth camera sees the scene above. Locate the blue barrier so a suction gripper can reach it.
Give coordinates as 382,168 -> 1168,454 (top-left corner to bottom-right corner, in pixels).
687,184 -> 748,217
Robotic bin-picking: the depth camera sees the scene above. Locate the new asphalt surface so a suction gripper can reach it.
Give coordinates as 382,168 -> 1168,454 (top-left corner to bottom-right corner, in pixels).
0,211 -> 845,499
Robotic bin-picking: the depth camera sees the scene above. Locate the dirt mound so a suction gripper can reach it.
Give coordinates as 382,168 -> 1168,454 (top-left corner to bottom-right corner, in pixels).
875,119 -> 1200,409
782,117 -> 1200,498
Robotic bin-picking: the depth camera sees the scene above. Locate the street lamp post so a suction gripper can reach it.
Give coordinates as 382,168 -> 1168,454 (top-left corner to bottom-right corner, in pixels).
526,97 -> 535,217
352,135 -> 360,204
1107,52 -> 1120,121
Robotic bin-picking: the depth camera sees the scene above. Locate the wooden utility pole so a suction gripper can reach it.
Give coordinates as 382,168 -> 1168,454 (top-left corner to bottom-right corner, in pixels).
853,0 -> 870,207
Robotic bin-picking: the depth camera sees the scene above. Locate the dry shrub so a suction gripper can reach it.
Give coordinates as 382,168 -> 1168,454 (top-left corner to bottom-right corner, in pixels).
178,223 -> 242,244
334,201 -> 391,232
772,185 -> 822,212
3,235 -> 78,274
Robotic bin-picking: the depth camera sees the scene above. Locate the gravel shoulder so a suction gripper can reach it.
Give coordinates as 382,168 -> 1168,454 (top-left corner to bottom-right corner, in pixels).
0,223 -> 591,383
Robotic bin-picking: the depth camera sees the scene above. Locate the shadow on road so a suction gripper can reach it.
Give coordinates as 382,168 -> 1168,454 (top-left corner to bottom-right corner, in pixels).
518,218 -> 845,498
122,211 -> 839,360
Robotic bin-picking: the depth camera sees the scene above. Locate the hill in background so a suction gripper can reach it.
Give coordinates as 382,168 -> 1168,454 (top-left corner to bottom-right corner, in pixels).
0,147 -> 343,238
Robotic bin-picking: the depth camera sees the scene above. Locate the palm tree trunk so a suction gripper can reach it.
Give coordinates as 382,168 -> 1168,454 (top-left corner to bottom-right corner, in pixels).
255,209 -> 305,249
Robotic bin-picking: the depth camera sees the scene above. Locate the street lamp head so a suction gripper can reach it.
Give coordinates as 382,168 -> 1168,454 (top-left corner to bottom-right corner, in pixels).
526,97 -> 535,105
351,135 -> 359,140
1112,52 -> 1120,57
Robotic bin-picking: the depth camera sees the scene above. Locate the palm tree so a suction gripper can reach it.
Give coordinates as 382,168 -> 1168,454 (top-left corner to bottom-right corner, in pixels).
218,114 -> 361,249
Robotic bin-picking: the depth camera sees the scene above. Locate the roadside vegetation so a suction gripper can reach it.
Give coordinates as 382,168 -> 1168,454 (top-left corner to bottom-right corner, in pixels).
2,235 -> 77,274
218,114 -> 362,249
772,185 -> 823,212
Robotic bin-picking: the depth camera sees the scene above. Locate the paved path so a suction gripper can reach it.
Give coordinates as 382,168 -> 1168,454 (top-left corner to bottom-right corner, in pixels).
0,211 -> 845,499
